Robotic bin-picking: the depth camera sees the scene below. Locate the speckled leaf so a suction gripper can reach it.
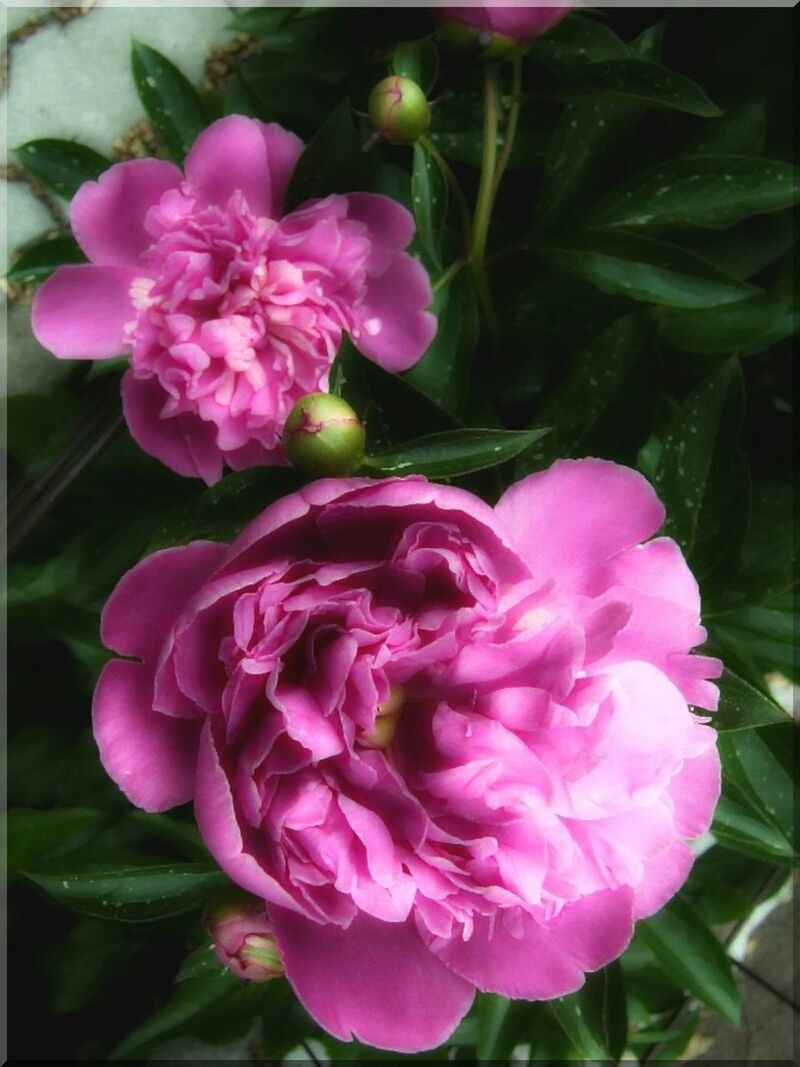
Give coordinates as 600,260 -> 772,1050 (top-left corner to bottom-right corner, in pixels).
131,41 -> 208,164
654,358 -> 748,585
553,59 -> 721,116
405,270 -> 478,419
528,14 -> 627,71
550,964 -> 627,1061
284,99 -> 371,211
657,289 -> 796,356
541,233 -> 757,308
712,795 -> 796,864
713,668 -> 791,732
412,140 -> 448,271
589,155 -> 800,230
6,234 -> 86,285
718,726 -> 796,843
366,427 -> 549,479
14,139 -> 110,199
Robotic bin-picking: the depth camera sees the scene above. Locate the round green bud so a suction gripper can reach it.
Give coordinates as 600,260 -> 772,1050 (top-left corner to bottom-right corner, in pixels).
283,392 -> 366,477
368,75 -> 431,144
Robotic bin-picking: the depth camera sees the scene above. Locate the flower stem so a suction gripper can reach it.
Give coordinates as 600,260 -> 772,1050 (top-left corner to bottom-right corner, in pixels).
491,53 -> 523,200
432,256 -> 467,294
470,65 -> 501,351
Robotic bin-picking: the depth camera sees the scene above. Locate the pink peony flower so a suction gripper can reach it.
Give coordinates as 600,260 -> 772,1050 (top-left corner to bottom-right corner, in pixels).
93,460 -> 722,1052
32,116 -> 436,484
443,2 -> 575,44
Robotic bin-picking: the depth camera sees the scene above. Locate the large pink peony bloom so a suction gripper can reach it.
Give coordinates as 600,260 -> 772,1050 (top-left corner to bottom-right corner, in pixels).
443,3 -> 575,44
93,460 -> 722,1052
32,116 -> 436,484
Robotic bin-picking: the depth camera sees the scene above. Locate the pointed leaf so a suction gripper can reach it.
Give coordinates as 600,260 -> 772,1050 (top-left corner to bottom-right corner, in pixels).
589,155 -> 800,231
131,41 -> 208,164
712,794 -> 796,864
553,59 -> 721,117
412,140 -> 449,272
549,963 -> 627,1061
713,668 -> 792,732
639,896 -> 741,1023
284,99 -> 370,211
14,139 -> 110,199
366,427 -> 549,479
6,234 -> 86,284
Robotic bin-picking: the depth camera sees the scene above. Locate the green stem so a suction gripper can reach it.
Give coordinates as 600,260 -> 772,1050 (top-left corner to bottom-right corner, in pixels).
491,53 -> 523,200
470,66 -> 501,351
419,134 -> 473,252
432,256 -> 467,294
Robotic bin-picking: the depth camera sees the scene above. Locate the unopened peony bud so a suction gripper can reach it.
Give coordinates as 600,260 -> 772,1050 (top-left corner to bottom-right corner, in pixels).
369,76 -> 431,144
360,685 -> 405,750
205,890 -> 283,982
283,392 -> 366,477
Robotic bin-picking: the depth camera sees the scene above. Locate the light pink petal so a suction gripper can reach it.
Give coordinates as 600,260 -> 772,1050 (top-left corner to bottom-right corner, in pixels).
495,459 -> 665,593
669,746 -> 722,840
70,158 -> 182,266
92,658 -> 201,812
271,907 -> 475,1052
122,372 -> 224,484
184,115 -> 302,217
427,888 -> 634,1000
350,254 -> 437,372
633,841 -> 694,920
194,723 -> 305,912
32,265 -> 138,359
591,537 -> 701,612
101,541 -> 227,661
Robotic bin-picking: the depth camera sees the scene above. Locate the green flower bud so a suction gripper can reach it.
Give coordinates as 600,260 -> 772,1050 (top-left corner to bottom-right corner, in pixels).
368,75 -> 431,144
283,392 -> 366,477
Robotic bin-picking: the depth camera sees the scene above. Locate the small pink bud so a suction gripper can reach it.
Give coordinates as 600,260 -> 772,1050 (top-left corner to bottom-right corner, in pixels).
205,890 -> 283,983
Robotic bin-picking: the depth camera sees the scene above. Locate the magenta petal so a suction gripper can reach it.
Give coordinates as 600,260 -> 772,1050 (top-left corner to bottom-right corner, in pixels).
495,459 -> 666,592
32,264 -> 138,359
343,192 -> 415,255
633,841 -> 694,920
271,907 -> 475,1052
184,115 -> 302,217
122,373 -> 224,484
101,541 -> 227,661
70,158 -> 182,265
352,254 -> 437,372
92,659 -> 201,812
428,889 -> 634,999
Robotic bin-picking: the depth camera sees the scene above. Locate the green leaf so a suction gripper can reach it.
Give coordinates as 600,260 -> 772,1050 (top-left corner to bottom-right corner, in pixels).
405,269 -> 478,418
14,138 -> 110,199
7,807 -> 104,876
553,59 -> 721,116
23,860 -> 226,922
657,289 -> 796,356
262,978 -> 319,1059
366,427 -> 549,480
45,919 -> 142,1015
131,41 -> 208,164
6,234 -> 86,284
717,726 -> 797,843
411,140 -> 449,272
549,964 -> 627,1061
476,995 -> 511,1062
536,99 -> 644,227
655,359 -> 749,589
225,8 -> 293,35
392,38 -> 439,93
149,467 -> 304,552
541,231 -> 757,308
694,212 -> 796,282
284,99 -> 370,211
713,668 -> 792,731
589,155 -> 800,231
639,896 -> 741,1023
528,14 -> 627,71
331,334 -> 457,452
683,101 -> 767,157
109,967 -> 238,1059
712,794 -> 796,864
516,312 -> 653,475
236,64 -> 337,130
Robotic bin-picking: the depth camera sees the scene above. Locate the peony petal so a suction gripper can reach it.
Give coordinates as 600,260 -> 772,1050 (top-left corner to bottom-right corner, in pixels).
32,264 -> 139,359
122,372 -> 224,484
495,459 -> 665,593
350,254 -> 437,372
184,115 -> 302,218
194,723 -> 305,912
101,541 -> 227,661
669,746 -> 722,840
92,658 -> 201,812
271,907 -> 475,1052
343,192 -> 415,267
428,888 -> 634,1000
633,840 -> 694,920
70,158 -> 182,266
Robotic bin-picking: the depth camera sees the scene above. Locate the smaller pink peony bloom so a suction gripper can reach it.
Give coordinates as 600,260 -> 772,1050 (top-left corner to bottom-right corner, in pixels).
443,2 -> 575,45
206,890 -> 284,982
93,460 -> 722,1053
32,115 -> 436,484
